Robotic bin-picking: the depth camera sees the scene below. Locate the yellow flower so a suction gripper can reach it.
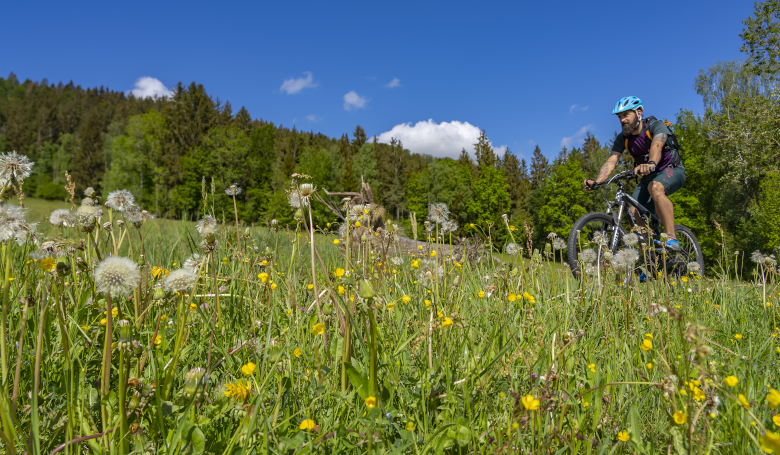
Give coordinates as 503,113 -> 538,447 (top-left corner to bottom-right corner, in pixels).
80,325 -> 88,332
761,431 -> 780,453
521,394 -> 540,411
442,317 -> 453,328
111,342 -> 117,350
307,284 -> 314,290
430,251 -> 437,257
681,276 -> 688,283
258,272 -> 269,283
224,380 -> 251,402
673,411 -> 687,425
189,303 -> 197,311
406,421 -> 415,431
100,318 -> 107,326
738,393 -> 751,409
478,291 -> 485,298
588,363 -> 596,373
411,260 -> 419,269
402,295 -> 410,303
773,415 -> 780,427
418,245 -> 423,250
387,302 -> 395,310
355,221 -> 361,228
767,389 -> 780,408
424,299 -> 431,308
293,348 -> 302,358
161,314 -> 168,321
646,363 -> 653,370
692,387 -> 706,402
312,323 -> 325,335
334,268 -> 345,277
618,430 -> 629,442
508,293 -> 516,302
470,223 -> 475,228
154,334 -> 162,347
640,338 -> 653,352
270,283 -> 277,290
583,401 -> 589,407
735,334 -> 743,340
241,362 -> 257,376
724,376 -> 738,387
365,396 -> 377,408
509,225 -> 516,231
151,266 -> 169,280
333,239 -> 340,245
349,294 -> 354,303
645,333 -> 653,340
299,419 -> 316,431
39,258 -> 56,272
338,286 -> 345,296
523,292 -> 535,303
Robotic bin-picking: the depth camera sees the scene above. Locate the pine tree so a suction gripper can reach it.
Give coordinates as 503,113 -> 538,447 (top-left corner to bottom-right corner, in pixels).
529,145 -> 550,189
352,125 -> 367,153
72,108 -> 105,193
501,148 -> 523,215
233,106 -> 253,133
474,130 -> 496,171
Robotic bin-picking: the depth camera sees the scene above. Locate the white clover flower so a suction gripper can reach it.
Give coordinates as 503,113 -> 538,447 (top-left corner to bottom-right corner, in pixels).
0,151 -> 33,183
105,190 -> 135,212
427,203 -> 450,224
49,209 -> 75,228
95,256 -> 141,298
163,269 -> 197,293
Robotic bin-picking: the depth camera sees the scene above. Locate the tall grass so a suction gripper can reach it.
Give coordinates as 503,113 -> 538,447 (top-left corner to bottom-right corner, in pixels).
1,185 -> 778,455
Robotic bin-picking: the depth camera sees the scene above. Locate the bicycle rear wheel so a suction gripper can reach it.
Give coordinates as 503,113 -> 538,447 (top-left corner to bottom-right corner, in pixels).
667,224 -> 705,276
567,212 -> 626,279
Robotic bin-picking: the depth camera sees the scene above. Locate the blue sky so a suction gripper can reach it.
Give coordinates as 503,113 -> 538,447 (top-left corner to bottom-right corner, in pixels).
1,0 -> 753,161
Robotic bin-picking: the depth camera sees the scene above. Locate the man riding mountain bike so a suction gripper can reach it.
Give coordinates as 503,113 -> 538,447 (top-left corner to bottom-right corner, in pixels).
583,96 -> 686,251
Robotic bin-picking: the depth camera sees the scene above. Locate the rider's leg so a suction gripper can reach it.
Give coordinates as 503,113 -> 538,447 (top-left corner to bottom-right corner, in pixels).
649,181 -> 675,235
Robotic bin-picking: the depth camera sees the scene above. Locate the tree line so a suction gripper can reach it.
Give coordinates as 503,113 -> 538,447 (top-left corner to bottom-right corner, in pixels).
1,2 -> 778,268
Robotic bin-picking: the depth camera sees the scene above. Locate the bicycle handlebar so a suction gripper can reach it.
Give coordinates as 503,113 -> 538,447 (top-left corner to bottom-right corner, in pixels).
586,169 -> 635,190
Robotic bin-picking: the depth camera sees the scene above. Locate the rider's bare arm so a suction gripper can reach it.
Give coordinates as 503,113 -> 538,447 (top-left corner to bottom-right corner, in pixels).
649,133 -> 666,165
595,152 -> 621,183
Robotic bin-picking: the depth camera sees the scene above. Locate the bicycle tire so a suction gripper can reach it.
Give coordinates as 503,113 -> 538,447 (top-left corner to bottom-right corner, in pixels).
567,212 -> 627,279
670,224 -> 705,276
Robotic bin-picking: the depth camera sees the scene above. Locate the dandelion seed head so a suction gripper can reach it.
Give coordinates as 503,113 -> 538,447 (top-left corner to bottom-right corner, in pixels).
196,215 -> 217,237
592,232 -> 608,246
225,184 -> 242,197
424,221 -> 433,233
546,232 -> 558,240
612,248 -> 639,273
83,187 -> 96,197
0,205 -> 30,243
288,191 -> 307,209
0,151 -> 33,183
299,183 -> 315,197
428,203 -> 450,224
687,262 -> 701,273
184,254 -> 203,275
94,256 -> 141,298
505,243 -> 519,256
752,250 -> 767,264
390,256 -> 404,266
164,268 -> 197,293
623,233 -> 639,246
49,209 -> 75,228
76,205 -> 100,227
579,249 -> 597,264
81,197 -> 95,207
105,190 -> 135,212
553,238 -> 566,250
441,220 -> 459,233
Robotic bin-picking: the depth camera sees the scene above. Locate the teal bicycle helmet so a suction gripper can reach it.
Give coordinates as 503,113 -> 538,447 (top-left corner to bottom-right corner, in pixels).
612,96 -> 643,115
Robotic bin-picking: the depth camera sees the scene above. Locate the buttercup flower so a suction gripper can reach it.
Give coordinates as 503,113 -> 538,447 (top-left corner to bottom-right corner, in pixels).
365,396 -> 377,408
673,411 -> 687,425
618,430 -> 629,442
521,394 -> 540,411
299,419 -> 316,431
723,376 -> 738,387
241,362 -> 257,376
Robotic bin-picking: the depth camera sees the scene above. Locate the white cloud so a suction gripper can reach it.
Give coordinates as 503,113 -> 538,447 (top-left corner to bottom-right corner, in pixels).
280,72 -> 318,95
561,124 -> 594,148
305,114 -> 321,122
569,104 -> 590,114
386,77 -> 401,88
129,77 -> 172,99
376,119 -> 504,158
343,91 -> 368,110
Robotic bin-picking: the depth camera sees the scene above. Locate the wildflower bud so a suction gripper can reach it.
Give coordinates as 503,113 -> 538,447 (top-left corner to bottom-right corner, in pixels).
102,221 -> 112,231
358,279 -> 376,300
603,252 -> 613,261
128,390 -> 141,410
244,227 -> 250,236
56,260 -> 71,277
294,209 -> 303,220
76,257 -> 87,270
152,285 -> 166,301
117,220 -> 125,229
183,367 -> 208,400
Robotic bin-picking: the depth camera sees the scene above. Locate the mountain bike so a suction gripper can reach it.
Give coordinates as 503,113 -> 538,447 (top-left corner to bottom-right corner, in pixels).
566,169 -> 705,280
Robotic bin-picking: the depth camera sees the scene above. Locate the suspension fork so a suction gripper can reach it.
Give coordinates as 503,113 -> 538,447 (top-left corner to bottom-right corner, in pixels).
610,201 -> 626,252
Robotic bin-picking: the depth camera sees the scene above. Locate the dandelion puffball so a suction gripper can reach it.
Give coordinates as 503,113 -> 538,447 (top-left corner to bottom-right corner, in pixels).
196,215 -> 217,237
49,209 -> 74,227
164,269 -> 197,293
95,256 -> 141,298
105,189 -> 135,212
0,151 -> 34,183
427,202 -> 450,224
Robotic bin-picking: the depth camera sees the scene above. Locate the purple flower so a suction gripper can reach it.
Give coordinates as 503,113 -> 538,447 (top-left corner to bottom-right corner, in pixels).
219,285 -> 227,292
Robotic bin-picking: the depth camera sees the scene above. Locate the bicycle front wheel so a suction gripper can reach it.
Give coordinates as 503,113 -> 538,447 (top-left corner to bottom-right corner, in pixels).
567,212 -> 626,279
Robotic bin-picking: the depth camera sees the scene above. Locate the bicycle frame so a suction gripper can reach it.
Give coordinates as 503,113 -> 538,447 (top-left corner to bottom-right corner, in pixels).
602,178 -> 661,253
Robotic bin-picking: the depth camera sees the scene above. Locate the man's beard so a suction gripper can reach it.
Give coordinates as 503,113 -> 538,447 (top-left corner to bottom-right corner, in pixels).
622,117 -> 641,135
